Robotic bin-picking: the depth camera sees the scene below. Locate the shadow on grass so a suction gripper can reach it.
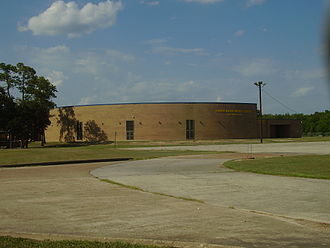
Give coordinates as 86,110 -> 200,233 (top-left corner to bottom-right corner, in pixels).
29,141 -> 114,149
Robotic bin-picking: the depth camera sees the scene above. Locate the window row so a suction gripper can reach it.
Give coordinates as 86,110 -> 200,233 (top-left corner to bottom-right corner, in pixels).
74,120 -> 196,141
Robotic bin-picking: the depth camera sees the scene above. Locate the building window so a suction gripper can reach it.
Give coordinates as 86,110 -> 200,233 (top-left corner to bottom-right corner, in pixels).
76,121 -> 83,140
126,120 -> 134,140
186,120 -> 195,140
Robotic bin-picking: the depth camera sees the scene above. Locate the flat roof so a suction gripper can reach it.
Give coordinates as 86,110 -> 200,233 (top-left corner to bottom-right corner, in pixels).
58,101 -> 257,108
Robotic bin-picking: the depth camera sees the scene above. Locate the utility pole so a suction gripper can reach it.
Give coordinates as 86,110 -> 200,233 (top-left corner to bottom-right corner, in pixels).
254,81 -> 266,143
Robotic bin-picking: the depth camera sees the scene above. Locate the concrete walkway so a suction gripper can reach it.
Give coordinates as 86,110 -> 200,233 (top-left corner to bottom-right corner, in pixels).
128,141 -> 330,154
91,157 -> 330,224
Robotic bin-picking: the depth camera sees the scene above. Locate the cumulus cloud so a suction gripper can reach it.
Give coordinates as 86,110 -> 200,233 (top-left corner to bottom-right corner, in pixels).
183,0 -> 224,3
246,0 -> 265,8
19,0 -> 123,37
43,45 -> 70,54
46,70 -> 67,87
292,87 -> 314,97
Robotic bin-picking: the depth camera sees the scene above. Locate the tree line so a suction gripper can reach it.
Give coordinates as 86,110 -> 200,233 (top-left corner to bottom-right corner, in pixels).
0,62 -> 57,148
263,111 -> 330,136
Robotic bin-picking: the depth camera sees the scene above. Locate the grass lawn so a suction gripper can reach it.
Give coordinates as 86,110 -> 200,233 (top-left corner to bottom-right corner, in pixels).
0,143 -> 216,166
2,137 -> 330,166
224,154 -> 330,180
0,236 -> 168,248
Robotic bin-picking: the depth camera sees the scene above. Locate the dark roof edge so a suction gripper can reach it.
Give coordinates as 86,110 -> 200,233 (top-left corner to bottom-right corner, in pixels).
57,102 -> 257,108
263,118 -> 302,121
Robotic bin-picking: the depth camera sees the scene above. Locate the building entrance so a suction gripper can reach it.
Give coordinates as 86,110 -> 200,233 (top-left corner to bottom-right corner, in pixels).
270,125 -> 290,138
186,120 -> 195,140
126,120 -> 134,140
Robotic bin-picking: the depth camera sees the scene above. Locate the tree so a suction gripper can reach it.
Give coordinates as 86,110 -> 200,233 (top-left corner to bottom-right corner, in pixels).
0,63 -> 16,97
0,62 -> 57,148
15,62 -> 37,102
0,87 -> 16,130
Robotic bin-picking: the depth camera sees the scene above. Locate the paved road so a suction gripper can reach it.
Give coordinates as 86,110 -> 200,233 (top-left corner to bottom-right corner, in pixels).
128,141 -> 330,154
1,159 -> 330,247
92,156 -> 330,223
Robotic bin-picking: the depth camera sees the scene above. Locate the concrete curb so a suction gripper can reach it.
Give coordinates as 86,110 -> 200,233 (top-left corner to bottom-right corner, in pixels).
0,158 -> 132,168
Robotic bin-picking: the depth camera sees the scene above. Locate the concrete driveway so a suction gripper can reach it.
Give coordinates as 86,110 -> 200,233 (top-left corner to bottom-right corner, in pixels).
1,155 -> 329,247
91,157 -> 330,224
128,141 -> 330,154
2,141 -> 330,247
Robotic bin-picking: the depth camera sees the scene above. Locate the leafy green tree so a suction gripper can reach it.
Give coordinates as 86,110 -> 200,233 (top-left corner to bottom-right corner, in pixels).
0,63 -> 16,97
0,87 -> 16,130
15,62 -> 37,102
0,62 -> 57,148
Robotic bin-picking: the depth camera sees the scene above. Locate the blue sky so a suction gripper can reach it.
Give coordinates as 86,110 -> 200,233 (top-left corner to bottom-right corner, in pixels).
0,0 -> 329,114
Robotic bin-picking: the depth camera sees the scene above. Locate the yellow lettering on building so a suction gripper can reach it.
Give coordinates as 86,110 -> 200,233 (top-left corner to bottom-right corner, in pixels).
215,109 -> 252,113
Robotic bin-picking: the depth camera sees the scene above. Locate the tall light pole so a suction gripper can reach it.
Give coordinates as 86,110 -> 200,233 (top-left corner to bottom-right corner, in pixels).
254,81 -> 266,143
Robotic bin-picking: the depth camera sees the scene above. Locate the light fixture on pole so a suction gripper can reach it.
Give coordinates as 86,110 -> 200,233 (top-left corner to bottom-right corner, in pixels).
254,81 -> 266,143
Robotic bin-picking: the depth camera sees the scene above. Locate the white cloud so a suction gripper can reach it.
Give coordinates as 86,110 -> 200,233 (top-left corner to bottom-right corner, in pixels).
151,46 -> 208,56
19,0 -> 123,37
183,0 -> 224,4
235,29 -> 245,37
235,58 -> 277,77
44,45 -> 70,54
46,70 -> 67,87
246,0 -> 265,8
140,1 -> 160,6
292,87 -> 314,97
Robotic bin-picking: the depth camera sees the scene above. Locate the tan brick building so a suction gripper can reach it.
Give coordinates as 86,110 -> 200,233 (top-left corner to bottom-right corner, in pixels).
45,102 -> 301,142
